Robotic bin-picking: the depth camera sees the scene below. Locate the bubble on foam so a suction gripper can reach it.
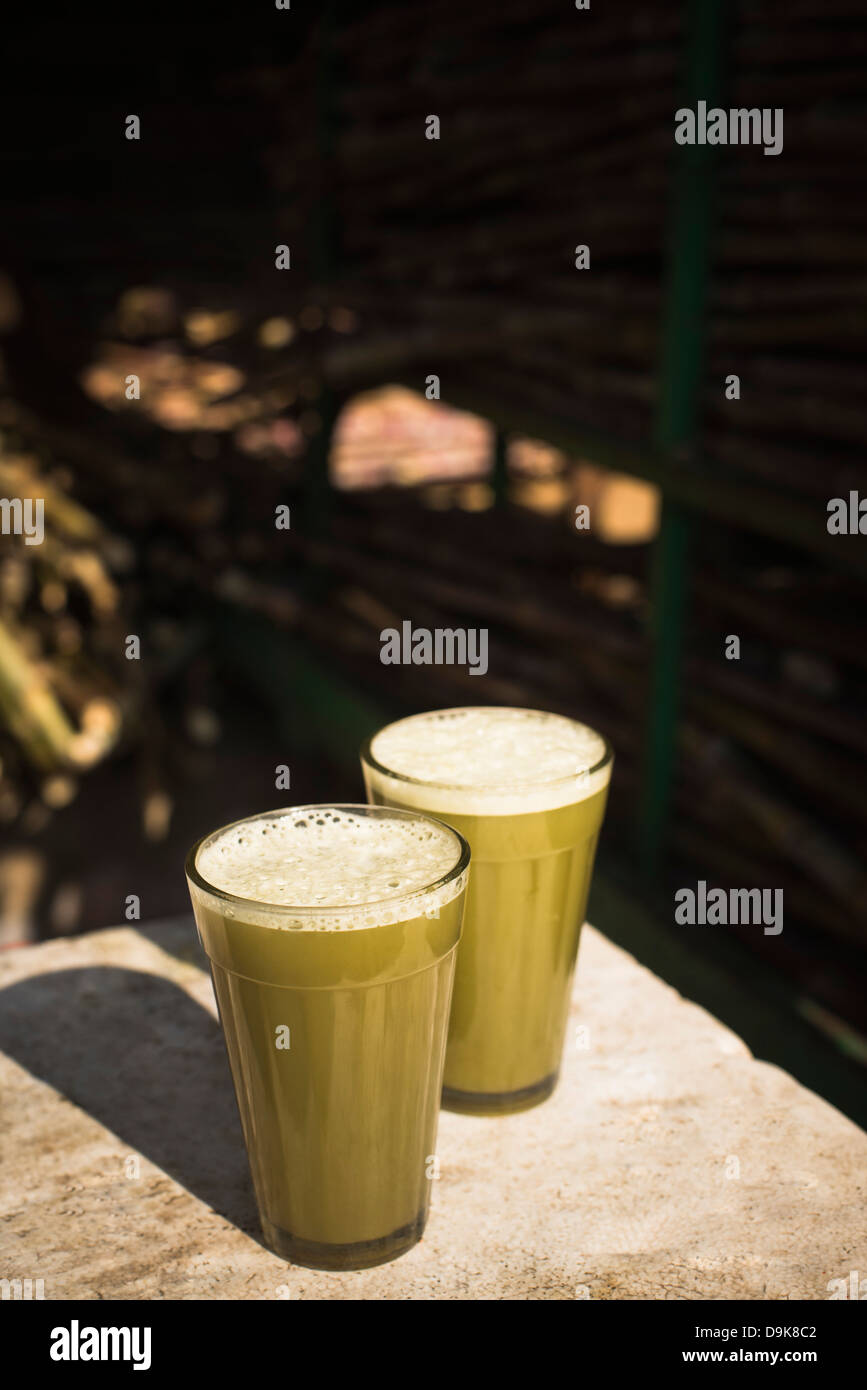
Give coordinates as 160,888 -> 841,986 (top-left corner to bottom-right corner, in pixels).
367,707 -> 611,815
194,806 -> 466,931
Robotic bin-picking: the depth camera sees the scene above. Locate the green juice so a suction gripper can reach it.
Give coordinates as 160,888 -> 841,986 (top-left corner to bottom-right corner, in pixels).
362,708 -> 612,1115
186,805 -> 469,1269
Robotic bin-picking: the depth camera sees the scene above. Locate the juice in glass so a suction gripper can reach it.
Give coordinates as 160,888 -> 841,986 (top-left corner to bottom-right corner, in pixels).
362,709 -> 611,1115
186,804 -> 469,1268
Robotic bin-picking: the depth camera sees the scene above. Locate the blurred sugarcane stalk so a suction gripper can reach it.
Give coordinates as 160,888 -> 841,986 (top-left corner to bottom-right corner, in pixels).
0,616 -> 80,768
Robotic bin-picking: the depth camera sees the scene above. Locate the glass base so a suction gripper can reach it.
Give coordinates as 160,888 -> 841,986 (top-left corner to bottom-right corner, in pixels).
442,1071 -> 558,1116
260,1210 -> 427,1271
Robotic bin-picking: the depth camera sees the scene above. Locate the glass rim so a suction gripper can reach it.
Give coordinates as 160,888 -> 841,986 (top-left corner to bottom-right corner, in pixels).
185,802 -> 471,918
360,706 -> 613,795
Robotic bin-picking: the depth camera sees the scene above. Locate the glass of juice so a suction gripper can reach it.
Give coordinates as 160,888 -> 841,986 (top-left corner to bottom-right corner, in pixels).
361,708 -> 612,1116
185,804 -> 469,1269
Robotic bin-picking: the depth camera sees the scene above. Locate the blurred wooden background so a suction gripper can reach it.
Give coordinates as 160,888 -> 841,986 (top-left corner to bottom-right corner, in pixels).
0,1 -> 866,1119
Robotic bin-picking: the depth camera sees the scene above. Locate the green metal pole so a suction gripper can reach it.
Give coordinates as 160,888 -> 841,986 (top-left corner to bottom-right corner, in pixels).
305,1 -> 339,536
639,0 -> 728,874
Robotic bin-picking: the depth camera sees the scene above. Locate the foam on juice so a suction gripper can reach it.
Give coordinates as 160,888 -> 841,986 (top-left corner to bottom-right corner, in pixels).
193,805 -> 467,931
367,707 -> 611,815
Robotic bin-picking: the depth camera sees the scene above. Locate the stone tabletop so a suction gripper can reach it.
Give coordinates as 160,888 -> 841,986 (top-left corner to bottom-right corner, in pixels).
1,919 -> 864,1300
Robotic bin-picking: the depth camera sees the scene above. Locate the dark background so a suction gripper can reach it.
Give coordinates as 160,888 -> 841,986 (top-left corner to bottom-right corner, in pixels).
1,1 -> 866,1124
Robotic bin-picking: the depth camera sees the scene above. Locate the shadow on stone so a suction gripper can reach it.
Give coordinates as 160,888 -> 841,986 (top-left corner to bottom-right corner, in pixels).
0,965 -> 260,1242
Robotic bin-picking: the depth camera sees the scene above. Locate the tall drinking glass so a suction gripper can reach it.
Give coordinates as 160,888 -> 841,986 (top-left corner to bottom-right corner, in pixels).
186,804 -> 469,1269
361,709 -> 612,1115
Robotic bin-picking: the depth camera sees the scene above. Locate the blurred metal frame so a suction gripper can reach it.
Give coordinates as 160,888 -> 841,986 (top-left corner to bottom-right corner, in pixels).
640,0 -> 729,874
